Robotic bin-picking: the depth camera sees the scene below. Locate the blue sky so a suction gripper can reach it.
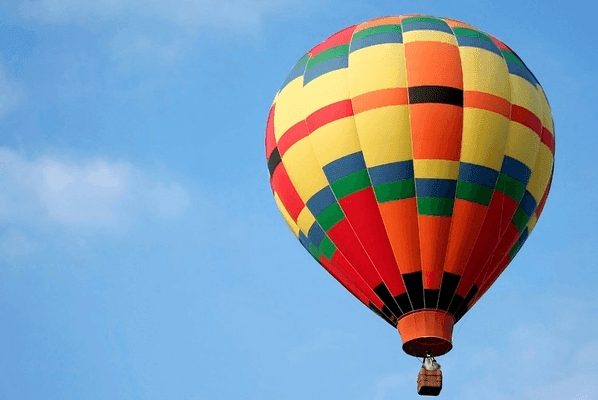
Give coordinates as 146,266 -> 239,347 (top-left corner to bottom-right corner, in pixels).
0,0 -> 596,399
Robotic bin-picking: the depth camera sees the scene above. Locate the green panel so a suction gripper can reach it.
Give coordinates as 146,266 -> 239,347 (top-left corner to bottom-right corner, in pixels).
402,16 -> 446,25
417,197 -> 455,216
352,24 -> 402,41
308,243 -> 322,260
331,170 -> 371,199
495,173 -> 526,202
511,207 -> 529,232
316,203 -> 345,231
293,54 -> 310,69
509,242 -> 521,259
456,181 -> 493,206
319,236 -> 337,260
451,27 -> 493,43
306,44 -> 350,70
501,50 -> 525,68
374,179 -> 416,203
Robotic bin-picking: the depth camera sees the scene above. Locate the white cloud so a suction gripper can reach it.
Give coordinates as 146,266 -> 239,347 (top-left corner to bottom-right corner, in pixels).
0,147 -> 190,226
0,63 -> 26,119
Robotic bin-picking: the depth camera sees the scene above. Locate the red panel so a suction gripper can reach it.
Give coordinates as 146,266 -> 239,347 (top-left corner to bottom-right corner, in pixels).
306,99 -> 354,133
409,103 -> 463,161
454,193 -> 504,298
270,164 -> 304,221
497,194 -> 519,239
535,176 -> 552,218
464,91 -> 511,119
322,251 -> 387,312
511,104 -> 542,138
444,200 -> 489,275
541,126 -> 555,155
489,35 -> 510,51
352,87 -> 408,114
327,219 -> 384,290
338,188 -> 406,296
309,25 -> 357,57
265,105 -> 276,159
378,198 -> 422,274
418,215 -> 451,289
278,120 -> 309,156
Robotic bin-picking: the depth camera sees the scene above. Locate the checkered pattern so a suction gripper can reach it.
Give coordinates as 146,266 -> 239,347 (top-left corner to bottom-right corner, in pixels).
266,15 -> 555,325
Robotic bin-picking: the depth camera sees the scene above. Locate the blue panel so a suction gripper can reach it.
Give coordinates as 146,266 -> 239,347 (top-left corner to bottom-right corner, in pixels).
350,32 -> 403,52
518,227 -> 529,246
280,65 -> 306,91
368,161 -> 414,186
306,186 -> 337,217
307,223 -> 326,247
506,62 -> 538,87
415,179 -> 457,198
304,56 -> 348,85
458,163 -> 499,188
501,156 -> 532,185
455,36 -> 501,57
323,152 -> 367,183
298,231 -> 311,251
402,22 -> 453,34
519,190 -> 537,217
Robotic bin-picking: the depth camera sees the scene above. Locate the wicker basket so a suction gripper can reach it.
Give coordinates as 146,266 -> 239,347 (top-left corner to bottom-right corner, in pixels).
417,366 -> 442,396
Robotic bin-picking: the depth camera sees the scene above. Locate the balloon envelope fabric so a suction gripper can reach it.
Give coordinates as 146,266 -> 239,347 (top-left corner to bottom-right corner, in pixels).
265,15 -> 554,353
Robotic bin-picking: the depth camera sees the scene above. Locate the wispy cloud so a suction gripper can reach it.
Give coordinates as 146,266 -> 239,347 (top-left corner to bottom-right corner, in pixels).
0,63 -> 26,119
0,147 -> 190,226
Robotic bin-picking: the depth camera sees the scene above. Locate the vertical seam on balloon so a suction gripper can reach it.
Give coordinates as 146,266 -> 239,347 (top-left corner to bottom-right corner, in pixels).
444,31 -> 513,316
435,20 -> 463,310
347,21 -> 416,314
401,16 -> 426,312
275,51 -> 398,322
302,36 -> 405,319
472,78 -> 547,306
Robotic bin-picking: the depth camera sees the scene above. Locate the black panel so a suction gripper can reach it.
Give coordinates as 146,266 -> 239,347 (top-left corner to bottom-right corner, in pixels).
394,292 -> 413,314
403,272 -> 424,310
453,285 -> 479,322
408,85 -> 464,107
368,302 -> 395,326
267,147 -> 281,177
447,294 -> 464,316
424,289 -> 439,309
381,305 -> 396,322
373,283 -> 404,317
437,272 -> 461,311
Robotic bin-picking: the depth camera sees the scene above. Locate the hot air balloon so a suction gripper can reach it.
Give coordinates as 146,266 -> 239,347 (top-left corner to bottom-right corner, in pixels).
265,14 -> 554,396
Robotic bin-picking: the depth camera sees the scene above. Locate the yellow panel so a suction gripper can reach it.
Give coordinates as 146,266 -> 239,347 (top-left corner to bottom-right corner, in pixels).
527,213 -> 538,232
537,85 -> 554,133
273,78 -> 306,140
274,192 -> 300,237
308,117 -> 361,166
504,122 -> 541,170
347,43 -> 406,96
402,30 -> 458,45
526,145 -> 554,202
460,47 -> 510,98
353,105 -> 412,167
296,206 -> 317,236
461,108 -> 509,170
282,137 -> 329,201
509,75 -> 542,118
303,69 -> 351,115
413,159 -> 460,179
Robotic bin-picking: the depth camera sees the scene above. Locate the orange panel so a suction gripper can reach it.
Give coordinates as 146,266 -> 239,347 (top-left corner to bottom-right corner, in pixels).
418,215 -> 452,289
409,104 -> 463,161
378,198 -> 422,274
354,16 -> 403,32
404,42 -> 463,88
397,310 -> 454,357
444,200 -> 489,275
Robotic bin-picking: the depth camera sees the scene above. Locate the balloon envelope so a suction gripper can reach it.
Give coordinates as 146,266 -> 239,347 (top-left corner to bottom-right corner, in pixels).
265,15 -> 554,357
